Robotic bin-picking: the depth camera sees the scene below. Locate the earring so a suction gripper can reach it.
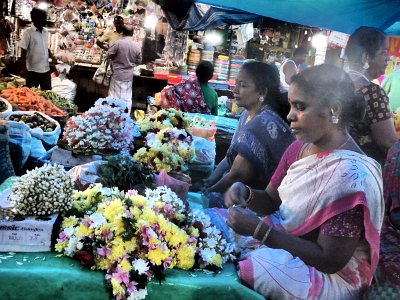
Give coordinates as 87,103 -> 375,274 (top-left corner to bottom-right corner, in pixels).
331,108 -> 339,124
259,96 -> 264,102
363,61 -> 370,70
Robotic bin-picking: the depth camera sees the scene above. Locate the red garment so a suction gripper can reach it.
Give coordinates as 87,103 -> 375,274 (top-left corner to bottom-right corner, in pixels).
160,78 -> 211,114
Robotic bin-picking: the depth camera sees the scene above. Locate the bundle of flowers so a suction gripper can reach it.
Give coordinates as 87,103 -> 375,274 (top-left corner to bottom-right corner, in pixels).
189,116 -> 214,129
63,97 -> 140,154
136,108 -> 190,133
8,164 -> 73,215
133,128 -> 195,173
56,185 -> 233,300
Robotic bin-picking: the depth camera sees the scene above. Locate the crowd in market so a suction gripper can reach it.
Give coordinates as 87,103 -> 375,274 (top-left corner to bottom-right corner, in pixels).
2,1 -> 400,300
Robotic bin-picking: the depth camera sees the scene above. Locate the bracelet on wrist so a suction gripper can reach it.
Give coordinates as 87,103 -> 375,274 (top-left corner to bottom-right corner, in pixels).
252,218 -> 264,239
245,185 -> 254,205
261,226 -> 273,244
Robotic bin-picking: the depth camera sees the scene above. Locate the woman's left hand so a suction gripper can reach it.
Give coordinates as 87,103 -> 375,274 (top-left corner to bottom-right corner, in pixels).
226,206 -> 260,236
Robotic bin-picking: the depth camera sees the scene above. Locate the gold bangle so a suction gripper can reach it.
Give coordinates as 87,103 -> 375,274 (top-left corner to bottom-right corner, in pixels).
252,218 -> 264,239
261,226 -> 273,245
245,185 -> 254,205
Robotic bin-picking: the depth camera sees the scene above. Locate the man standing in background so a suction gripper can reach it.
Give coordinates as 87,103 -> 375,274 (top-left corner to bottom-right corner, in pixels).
279,47 -> 307,93
96,15 -> 124,50
20,7 -> 54,90
107,25 -> 141,113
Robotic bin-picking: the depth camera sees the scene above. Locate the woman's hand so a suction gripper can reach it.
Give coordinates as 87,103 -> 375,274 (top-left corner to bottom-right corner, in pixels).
226,206 -> 260,236
224,182 -> 249,207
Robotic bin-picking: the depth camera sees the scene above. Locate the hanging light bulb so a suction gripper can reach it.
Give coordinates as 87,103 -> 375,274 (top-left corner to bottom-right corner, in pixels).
304,30 -> 308,35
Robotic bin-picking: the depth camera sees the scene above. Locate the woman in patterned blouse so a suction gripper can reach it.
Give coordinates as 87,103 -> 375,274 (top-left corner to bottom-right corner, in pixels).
345,26 -> 397,165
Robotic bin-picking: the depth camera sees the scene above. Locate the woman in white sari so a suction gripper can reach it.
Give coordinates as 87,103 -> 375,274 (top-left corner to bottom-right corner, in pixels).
221,64 -> 384,299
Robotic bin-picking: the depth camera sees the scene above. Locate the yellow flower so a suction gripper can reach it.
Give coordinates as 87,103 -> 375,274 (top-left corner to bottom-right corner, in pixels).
188,226 -> 199,238
119,259 -> 132,272
168,227 -> 189,247
62,216 -> 78,228
55,240 -> 68,252
75,224 -> 94,237
211,254 -> 223,268
96,257 -> 113,270
176,245 -> 195,270
103,199 -> 124,222
129,195 -> 147,207
130,206 -> 142,220
147,247 -> 170,266
122,238 -> 137,253
111,278 -> 125,296
142,208 -> 158,225
112,217 -> 125,235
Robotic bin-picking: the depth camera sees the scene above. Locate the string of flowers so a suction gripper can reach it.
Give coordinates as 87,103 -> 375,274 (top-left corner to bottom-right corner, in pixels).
56,185 -> 233,300
63,97 -> 140,154
133,128 -> 195,173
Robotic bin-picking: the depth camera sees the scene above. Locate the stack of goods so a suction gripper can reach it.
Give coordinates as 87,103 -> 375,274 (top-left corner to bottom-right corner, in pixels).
213,55 -> 230,81
201,49 -> 214,63
229,55 -> 245,82
187,49 -> 201,73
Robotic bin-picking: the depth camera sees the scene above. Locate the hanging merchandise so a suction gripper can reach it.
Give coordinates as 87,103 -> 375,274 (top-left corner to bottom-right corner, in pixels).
163,27 -> 189,66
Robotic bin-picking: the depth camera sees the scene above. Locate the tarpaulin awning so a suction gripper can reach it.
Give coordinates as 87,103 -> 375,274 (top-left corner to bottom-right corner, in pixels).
163,3 -> 260,31
194,0 -> 400,35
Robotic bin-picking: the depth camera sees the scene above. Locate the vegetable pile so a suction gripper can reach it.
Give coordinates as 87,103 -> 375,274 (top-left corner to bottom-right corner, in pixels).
8,112 -> 57,132
41,90 -> 77,113
8,164 -> 73,215
0,86 -> 66,116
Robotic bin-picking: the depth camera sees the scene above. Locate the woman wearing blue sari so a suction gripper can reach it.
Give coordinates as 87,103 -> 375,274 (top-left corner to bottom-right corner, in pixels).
198,62 -> 294,206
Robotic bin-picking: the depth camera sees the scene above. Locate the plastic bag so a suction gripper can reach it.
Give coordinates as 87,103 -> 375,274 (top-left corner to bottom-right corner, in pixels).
155,170 -> 191,200
51,76 -> 77,102
68,160 -> 106,190
0,97 -> 12,119
93,62 -> 112,87
192,136 -> 216,165
7,121 -> 32,171
0,121 -> 15,184
7,111 -> 61,159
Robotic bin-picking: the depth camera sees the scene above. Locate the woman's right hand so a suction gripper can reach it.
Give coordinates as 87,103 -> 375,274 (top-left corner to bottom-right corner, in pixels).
224,182 -> 249,207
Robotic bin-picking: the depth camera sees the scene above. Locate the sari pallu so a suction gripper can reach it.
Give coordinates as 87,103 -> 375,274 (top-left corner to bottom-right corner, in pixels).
239,150 -> 384,299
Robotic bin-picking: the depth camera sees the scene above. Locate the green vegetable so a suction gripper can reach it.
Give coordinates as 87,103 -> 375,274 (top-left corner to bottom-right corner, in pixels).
41,90 -> 77,113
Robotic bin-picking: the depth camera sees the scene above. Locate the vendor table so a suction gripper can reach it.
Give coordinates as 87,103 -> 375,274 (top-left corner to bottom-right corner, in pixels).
0,252 -> 262,300
0,178 -> 261,300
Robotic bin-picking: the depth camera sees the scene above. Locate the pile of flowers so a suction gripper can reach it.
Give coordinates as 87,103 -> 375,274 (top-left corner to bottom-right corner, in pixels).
56,185 -> 233,300
8,164 -> 73,215
63,98 -> 140,154
134,128 -> 195,173
189,116 -> 214,129
136,108 -> 190,133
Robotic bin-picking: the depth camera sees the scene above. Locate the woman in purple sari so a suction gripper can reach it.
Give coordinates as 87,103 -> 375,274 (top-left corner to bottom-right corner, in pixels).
199,62 -> 294,204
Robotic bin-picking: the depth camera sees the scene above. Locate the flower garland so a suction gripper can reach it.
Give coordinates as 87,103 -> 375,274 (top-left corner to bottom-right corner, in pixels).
56,185 -> 233,300
63,97 -> 140,154
133,128 -> 195,173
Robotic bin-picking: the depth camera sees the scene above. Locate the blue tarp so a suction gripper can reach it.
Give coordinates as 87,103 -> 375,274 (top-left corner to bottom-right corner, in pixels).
195,0 -> 400,35
164,3 -> 260,31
